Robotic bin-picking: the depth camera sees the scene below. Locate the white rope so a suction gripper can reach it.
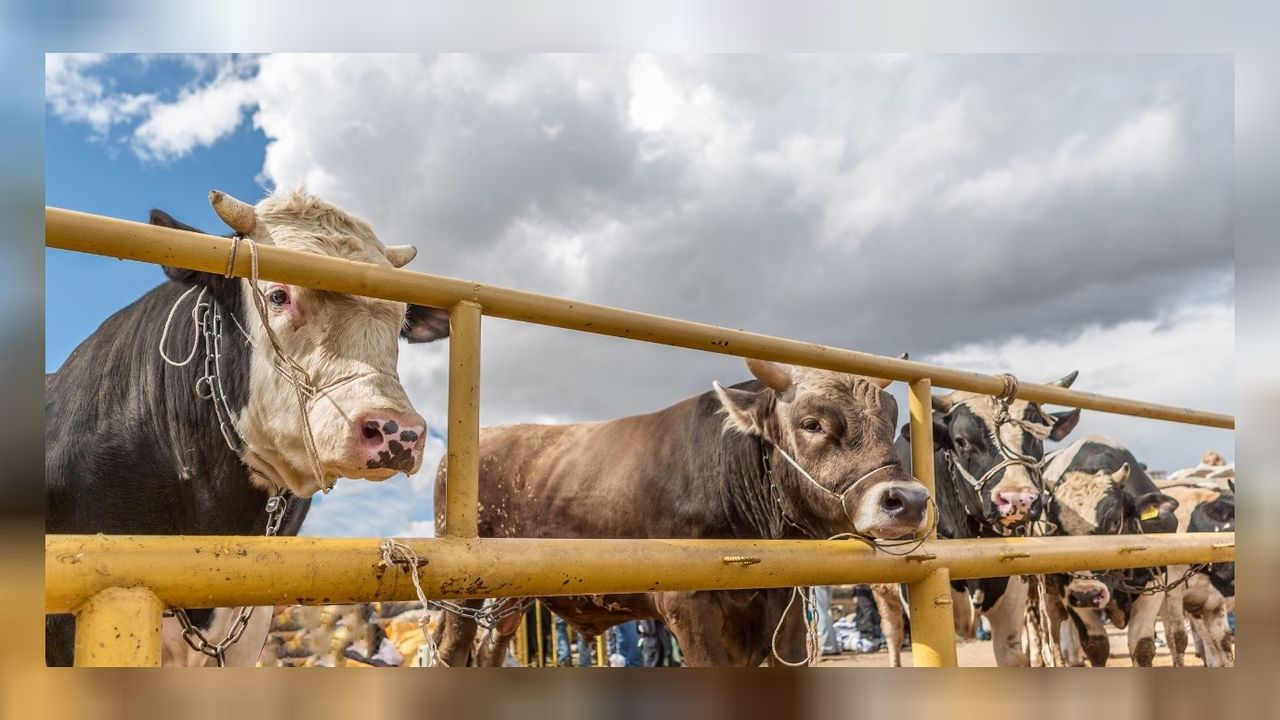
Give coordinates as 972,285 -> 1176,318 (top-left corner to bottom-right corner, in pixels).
770,585 -> 821,667
158,285 -> 206,367
380,539 -> 446,667
233,236 -> 334,494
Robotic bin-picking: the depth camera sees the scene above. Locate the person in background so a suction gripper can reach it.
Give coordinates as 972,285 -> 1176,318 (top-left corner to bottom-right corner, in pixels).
851,585 -> 883,653
554,615 -> 593,667
638,619 -> 677,666
814,585 -> 842,656
609,620 -> 644,666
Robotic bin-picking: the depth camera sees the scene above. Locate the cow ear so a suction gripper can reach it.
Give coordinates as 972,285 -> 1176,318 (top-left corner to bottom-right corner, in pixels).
402,304 -> 450,343
1047,408 -> 1081,442
713,381 -> 767,436
150,210 -> 238,296
899,418 -> 951,451
1134,492 -> 1179,532
932,394 -> 954,414
1202,497 -> 1235,526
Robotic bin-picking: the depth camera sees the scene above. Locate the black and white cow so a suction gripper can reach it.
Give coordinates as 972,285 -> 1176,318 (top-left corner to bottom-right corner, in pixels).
1159,477 -> 1235,667
875,374 -> 1083,666
1039,436 -> 1180,667
46,189 -> 450,666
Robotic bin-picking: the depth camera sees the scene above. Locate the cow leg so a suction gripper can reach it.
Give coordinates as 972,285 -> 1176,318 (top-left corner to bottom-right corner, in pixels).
986,575 -> 1028,667
1161,580 -> 1189,667
871,584 -> 905,667
1125,590 -> 1164,667
1070,607 -> 1110,667
765,590 -> 811,667
434,599 -> 484,667
657,592 -> 732,666
951,587 -> 975,640
46,614 -> 75,667
1185,583 -> 1233,668
1059,612 -> 1085,666
1042,581 -> 1071,668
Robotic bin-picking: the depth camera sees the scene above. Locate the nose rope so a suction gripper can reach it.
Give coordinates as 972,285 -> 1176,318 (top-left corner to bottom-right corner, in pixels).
941,373 -> 1054,536
228,236 -> 335,493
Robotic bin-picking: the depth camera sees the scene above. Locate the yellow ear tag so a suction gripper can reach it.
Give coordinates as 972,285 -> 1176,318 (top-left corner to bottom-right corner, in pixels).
1140,506 -> 1160,521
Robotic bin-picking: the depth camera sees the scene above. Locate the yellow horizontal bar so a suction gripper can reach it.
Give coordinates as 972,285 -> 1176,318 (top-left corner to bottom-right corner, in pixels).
46,207 -> 1234,429
45,533 -> 1234,613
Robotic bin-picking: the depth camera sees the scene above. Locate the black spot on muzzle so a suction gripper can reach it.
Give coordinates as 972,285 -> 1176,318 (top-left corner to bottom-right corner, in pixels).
367,439 -> 416,473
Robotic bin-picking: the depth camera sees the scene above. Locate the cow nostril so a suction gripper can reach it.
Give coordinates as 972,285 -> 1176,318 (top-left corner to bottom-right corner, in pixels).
362,422 -> 382,442
881,488 -> 904,513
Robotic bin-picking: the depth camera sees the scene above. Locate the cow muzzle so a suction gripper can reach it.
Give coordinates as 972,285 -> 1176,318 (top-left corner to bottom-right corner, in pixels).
856,479 -> 930,539
354,410 -> 427,478
1066,578 -> 1110,609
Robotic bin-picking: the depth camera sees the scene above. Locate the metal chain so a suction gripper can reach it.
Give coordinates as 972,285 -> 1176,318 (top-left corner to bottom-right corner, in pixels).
167,492 -> 292,666
378,540 -> 530,667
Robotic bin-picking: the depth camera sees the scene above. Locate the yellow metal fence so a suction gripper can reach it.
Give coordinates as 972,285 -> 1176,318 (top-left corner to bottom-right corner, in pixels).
44,207 -> 1236,667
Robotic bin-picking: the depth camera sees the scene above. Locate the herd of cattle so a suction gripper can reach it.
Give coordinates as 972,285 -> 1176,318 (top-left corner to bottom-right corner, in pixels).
45,190 -> 1234,667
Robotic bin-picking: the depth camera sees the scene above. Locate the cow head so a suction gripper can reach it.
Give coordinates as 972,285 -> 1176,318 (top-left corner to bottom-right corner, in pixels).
1048,463 -> 1179,609
151,189 -> 450,496
713,358 -> 930,539
928,373 -> 1081,534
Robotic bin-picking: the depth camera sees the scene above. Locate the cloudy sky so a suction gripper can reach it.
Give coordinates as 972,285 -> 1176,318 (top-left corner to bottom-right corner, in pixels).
45,53 -> 1234,537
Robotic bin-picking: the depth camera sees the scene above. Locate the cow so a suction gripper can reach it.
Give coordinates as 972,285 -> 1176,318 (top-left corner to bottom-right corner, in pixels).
45,188 -> 451,666
1038,436 -> 1181,667
432,358 -> 932,666
873,374 -> 1083,666
1158,478 -> 1235,667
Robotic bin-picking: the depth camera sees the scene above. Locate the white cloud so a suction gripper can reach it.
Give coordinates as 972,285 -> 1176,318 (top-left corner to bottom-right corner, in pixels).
54,54 -> 1234,531
944,106 -> 1185,218
46,53 -> 258,162
45,54 -> 156,138
923,299 -> 1234,471
132,72 -> 257,161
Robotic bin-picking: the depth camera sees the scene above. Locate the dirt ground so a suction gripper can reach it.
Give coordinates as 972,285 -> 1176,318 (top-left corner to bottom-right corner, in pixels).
817,624 -> 1202,667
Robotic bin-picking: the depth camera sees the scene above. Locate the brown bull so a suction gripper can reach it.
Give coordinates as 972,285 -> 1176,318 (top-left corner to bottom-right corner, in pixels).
433,358 -> 931,666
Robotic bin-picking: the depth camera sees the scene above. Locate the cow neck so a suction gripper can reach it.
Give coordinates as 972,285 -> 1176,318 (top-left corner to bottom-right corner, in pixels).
161,280 -> 305,536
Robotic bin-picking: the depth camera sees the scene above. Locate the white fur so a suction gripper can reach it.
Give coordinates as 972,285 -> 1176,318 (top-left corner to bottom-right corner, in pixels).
227,189 -> 426,497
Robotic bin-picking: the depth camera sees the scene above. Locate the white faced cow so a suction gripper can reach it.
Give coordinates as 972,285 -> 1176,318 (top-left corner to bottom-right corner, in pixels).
46,189 -> 450,666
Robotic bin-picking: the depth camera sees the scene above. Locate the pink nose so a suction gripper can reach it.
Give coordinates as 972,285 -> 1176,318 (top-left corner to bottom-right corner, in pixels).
995,490 -> 1039,522
356,412 -> 427,474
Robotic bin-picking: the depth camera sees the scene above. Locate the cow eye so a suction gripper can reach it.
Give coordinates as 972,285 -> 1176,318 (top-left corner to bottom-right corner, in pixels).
800,418 -> 823,434
268,288 -> 290,307
954,435 -> 970,451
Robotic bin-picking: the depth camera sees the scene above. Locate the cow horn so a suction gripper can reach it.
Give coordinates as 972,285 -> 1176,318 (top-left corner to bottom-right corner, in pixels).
745,358 -> 792,393
209,190 -> 257,235
1112,462 -> 1130,485
1048,370 -> 1079,388
385,244 -> 417,268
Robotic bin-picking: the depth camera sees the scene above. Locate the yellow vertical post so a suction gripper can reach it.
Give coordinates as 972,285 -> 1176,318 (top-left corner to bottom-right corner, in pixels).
444,301 -> 482,538
73,586 -> 164,667
596,634 -> 607,667
534,600 -> 545,667
905,378 -> 958,667
515,610 -> 529,667
549,612 -> 561,667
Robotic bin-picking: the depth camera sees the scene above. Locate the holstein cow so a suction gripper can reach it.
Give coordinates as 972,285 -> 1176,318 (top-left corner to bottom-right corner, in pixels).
46,189 -> 450,666
1038,436 -> 1180,667
1158,472 -> 1235,667
873,374 -> 1082,666
433,358 -> 931,666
